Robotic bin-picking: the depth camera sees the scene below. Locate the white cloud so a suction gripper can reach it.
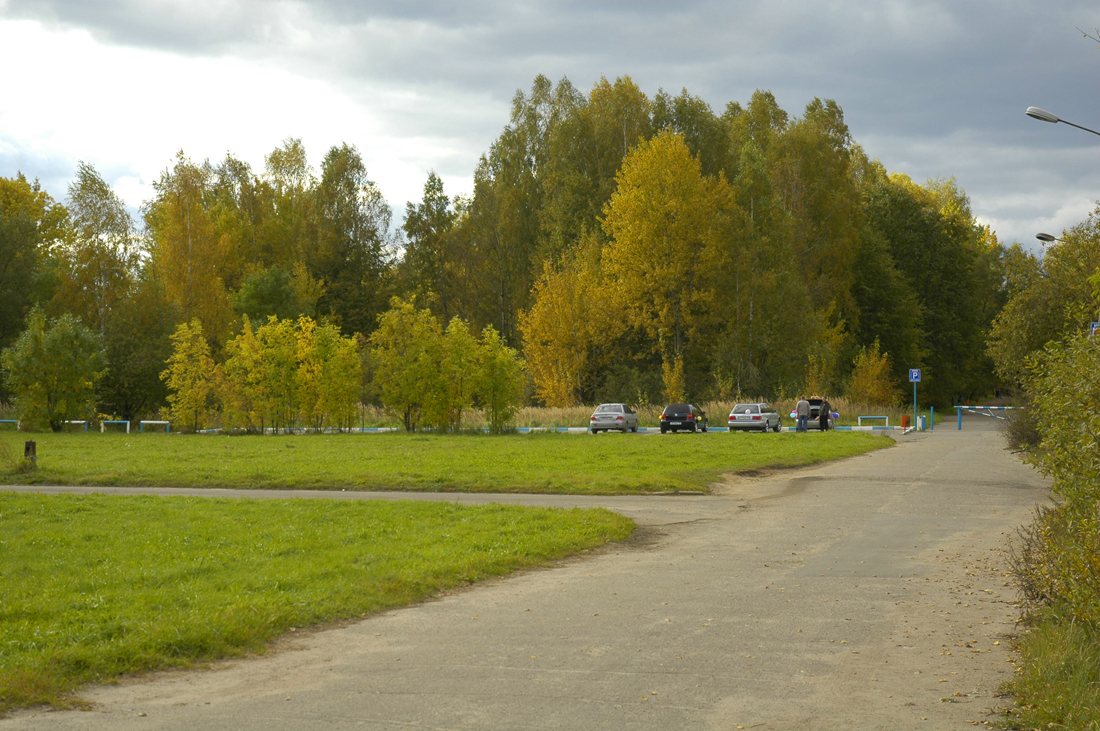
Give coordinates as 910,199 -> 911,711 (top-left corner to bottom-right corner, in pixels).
0,17 -> 482,212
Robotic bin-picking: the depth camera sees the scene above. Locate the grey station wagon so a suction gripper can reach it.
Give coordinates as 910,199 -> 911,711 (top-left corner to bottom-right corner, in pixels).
728,402 -> 782,432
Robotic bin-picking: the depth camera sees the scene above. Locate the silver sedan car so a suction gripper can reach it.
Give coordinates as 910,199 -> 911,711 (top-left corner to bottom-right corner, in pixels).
589,403 -> 639,433
728,402 -> 782,432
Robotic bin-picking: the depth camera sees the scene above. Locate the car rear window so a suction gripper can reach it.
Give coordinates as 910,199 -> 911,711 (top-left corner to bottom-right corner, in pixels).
596,404 -> 620,413
664,404 -> 689,413
732,404 -> 759,414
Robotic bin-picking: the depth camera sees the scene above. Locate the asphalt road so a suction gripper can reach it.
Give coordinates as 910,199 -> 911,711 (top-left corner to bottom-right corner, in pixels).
2,415 -> 1048,730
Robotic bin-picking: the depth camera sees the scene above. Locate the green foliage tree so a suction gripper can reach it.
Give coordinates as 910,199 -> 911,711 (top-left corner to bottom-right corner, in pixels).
161,319 -> 216,432
432,317 -> 481,430
989,208 -> 1100,387
477,324 -> 526,433
312,143 -> 393,337
98,274 -> 178,421
52,162 -> 138,335
233,265 -> 313,322
369,298 -> 444,431
402,172 -> 457,320
369,299 -> 524,431
0,174 -> 66,352
1,309 -> 106,431
861,174 -> 993,404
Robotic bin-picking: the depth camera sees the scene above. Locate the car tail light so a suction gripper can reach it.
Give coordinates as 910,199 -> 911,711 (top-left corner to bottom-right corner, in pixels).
590,417 -> 596,421
660,414 -> 668,420
687,414 -> 694,420
753,415 -> 761,420
615,416 -> 623,421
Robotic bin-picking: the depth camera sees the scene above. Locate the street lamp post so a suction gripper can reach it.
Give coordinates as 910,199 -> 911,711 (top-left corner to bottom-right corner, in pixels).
1026,107 -> 1100,337
1026,107 -> 1100,138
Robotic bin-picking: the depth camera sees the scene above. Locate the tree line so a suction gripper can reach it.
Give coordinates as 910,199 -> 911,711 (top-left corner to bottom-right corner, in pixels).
1,74 -> 1012,430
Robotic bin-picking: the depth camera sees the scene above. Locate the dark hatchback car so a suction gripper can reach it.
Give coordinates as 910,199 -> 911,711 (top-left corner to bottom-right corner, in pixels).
659,403 -> 709,433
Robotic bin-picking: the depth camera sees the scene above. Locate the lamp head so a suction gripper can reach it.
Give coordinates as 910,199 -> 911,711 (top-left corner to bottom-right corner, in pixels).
1036,233 -> 1057,243
1026,107 -> 1060,123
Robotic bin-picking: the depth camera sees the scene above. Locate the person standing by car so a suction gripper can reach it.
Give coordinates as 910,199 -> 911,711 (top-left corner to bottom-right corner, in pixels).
795,396 -> 810,432
819,397 -> 831,431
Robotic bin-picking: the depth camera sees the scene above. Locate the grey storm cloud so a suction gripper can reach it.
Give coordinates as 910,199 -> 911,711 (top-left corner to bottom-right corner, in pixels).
3,0 -> 1100,245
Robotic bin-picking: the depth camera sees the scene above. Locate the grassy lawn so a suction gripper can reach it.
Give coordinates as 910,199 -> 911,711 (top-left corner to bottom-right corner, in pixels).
0,430 -> 892,494
0,493 -> 634,714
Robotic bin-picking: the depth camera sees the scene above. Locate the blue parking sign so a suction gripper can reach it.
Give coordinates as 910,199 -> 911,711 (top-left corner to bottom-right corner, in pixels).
909,369 -> 921,383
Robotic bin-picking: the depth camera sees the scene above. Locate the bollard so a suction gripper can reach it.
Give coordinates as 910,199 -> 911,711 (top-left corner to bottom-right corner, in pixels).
24,440 -> 36,463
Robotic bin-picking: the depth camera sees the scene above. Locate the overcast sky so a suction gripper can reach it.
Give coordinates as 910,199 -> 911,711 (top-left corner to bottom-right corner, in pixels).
1,0 -> 1097,249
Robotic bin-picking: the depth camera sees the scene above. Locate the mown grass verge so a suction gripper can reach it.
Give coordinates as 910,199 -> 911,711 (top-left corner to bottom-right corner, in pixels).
0,431 -> 891,494
0,493 -> 634,714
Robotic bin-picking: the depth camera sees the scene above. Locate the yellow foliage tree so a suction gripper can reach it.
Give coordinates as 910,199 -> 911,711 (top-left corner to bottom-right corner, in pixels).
601,131 -> 729,392
297,316 -> 362,431
161,319 -> 215,432
218,315 -> 265,431
847,339 -> 898,405
145,152 -> 233,344
519,252 -> 618,407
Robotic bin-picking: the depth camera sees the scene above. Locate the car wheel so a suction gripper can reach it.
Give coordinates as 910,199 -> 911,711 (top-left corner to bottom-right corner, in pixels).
630,426 -> 637,433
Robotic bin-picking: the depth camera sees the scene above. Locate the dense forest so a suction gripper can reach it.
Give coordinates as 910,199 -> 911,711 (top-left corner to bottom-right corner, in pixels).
0,75 -> 1010,422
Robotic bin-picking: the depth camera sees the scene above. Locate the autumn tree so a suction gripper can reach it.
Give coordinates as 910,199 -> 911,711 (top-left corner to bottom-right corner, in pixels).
218,315 -> 265,431
296,317 -> 361,431
252,316 -> 301,433
520,244 -> 623,406
602,131 -> 729,400
847,339 -> 898,405
161,319 -> 216,432
1,309 -> 106,431
145,153 -> 233,344
261,138 -> 315,270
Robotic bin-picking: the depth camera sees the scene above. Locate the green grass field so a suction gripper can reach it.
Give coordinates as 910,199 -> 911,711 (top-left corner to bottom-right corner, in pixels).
0,430 -> 891,494
0,493 -> 634,713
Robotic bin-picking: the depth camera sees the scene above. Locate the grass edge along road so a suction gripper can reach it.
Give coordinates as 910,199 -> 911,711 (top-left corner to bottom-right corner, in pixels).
0,493 -> 634,715
0,431 -> 892,494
